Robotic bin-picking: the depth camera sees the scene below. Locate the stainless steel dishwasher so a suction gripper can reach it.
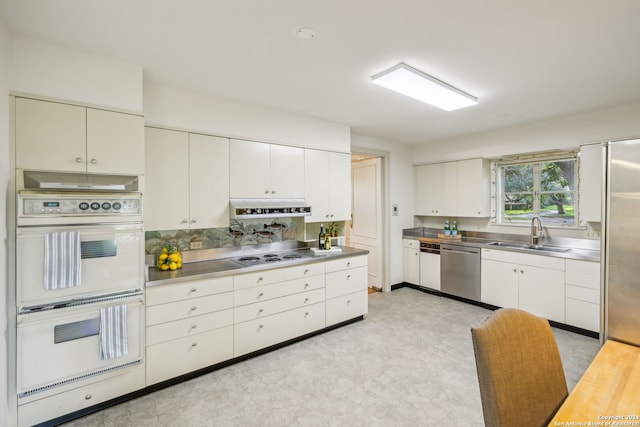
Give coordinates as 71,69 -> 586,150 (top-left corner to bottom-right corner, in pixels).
440,243 -> 481,301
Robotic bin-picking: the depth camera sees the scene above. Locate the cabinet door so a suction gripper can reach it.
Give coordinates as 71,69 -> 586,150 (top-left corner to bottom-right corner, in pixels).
86,108 -> 144,174
229,139 -> 270,198
144,127 -> 189,231
403,247 -> 420,285
414,164 -> 438,215
189,134 -> 230,228
440,161 -> 458,216
578,144 -> 603,224
328,152 -> 352,221
481,259 -> 518,308
15,98 -> 86,172
457,158 -> 490,217
518,265 -> 565,323
270,144 -> 305,198
305,149 -> 330,222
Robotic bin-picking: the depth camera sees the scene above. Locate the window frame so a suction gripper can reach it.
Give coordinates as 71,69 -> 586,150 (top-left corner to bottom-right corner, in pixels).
494,151 -> 579,228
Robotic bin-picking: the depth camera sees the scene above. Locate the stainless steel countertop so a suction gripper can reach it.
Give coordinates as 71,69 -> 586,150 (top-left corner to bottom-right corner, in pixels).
403,228 -> 600,262
147,246 -> 369,287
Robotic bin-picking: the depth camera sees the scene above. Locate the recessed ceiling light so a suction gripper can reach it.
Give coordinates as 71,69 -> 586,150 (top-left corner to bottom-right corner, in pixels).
371,62 -> 478,111
296,27 -> 316,39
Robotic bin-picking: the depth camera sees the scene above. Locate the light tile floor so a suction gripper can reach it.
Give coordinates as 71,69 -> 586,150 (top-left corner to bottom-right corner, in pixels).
61,288 -> 600,426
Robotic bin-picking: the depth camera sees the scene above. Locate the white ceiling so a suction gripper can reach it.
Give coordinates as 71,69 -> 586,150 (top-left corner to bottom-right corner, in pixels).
2,0 -> 640,145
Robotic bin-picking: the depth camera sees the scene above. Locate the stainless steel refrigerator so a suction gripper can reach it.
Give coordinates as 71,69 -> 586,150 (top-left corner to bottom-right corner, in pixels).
603,138 -> 640,346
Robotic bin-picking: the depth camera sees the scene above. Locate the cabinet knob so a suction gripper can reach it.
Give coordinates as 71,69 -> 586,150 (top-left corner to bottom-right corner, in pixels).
258,308 -> 264,314
304,312 -> 309,317
326,214 -> 330,218
304,297 -> 309,303
257,277 -> 263,282
75,157 -> 83,164
190,288 -> 197,293
520,270 -> 524,274
271,190 -> 276,194
304,269 -> 309,274
347,262 -> 351,267
513,269 -> 517,273
191,342 -> 198,347
347,300 -> 351,305
190,218 -> 197,224
181,219 -> 188,224
346,275 -> 351,280
90,158 -> 97,164
191,324 -> 197,330
330,214 -> 334,218
264,190 -> 270,195
304,283 -> 309,289
190,306 -> 197,311
258,324 -> 264,329
85,394 -> 92,400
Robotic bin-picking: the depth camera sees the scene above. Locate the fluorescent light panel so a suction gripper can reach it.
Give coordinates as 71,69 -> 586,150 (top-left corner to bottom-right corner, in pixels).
371,63 -> 477,111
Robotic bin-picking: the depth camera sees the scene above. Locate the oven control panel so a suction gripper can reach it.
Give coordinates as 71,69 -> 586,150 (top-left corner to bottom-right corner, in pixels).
20,195 -> 142,215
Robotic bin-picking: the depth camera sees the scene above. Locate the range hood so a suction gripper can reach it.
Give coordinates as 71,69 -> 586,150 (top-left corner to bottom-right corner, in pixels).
22,170 -> 139,192
230,199 -> 311,219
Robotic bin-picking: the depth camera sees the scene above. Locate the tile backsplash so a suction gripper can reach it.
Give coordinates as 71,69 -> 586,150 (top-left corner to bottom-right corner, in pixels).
145,218 -> 300,255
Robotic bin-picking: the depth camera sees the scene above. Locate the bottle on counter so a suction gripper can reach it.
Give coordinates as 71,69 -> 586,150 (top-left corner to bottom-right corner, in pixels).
444,220 -> 451,235
324,230 -> 332,250
452,220 -> 458,235
319,225 -> 325,250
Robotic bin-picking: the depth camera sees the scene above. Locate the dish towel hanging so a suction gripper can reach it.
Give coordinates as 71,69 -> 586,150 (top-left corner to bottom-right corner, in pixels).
44,231 -> 82,290
100,304 -> 129,360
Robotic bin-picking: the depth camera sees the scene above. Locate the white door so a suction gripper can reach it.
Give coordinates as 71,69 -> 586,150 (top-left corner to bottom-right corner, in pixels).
350,157 -> 383,289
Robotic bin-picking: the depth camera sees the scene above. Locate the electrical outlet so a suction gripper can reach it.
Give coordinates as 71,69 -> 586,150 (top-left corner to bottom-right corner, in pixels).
190,241 -> 203,249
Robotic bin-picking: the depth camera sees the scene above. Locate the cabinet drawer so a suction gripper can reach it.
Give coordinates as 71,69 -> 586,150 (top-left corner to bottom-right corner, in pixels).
566,285 -> 600,304
326,266 -> 368,299
233,268 -> 285,290
481,248 -> 565,270
234,275 -> 325,307
565,259 -> 600,289
566,299 -> 600,332
325,255 -> 367,273
234,288 -> 325,323
146,292 -> 233,326
326,290 -> 368,326
281,262 -> 325,281
146,326 -> 233,385
146,276 -> 233,306
403,239 -> 419,249
234,302 -> 325,357
18,366 -> 145,427
146,309 -> 233,346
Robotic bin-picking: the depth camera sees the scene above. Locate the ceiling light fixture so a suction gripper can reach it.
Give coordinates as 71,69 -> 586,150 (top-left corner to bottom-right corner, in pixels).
371,62 -> 478,111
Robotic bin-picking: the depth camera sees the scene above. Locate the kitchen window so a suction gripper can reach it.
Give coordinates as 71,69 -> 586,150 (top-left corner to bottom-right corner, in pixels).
495,152 -> 577,226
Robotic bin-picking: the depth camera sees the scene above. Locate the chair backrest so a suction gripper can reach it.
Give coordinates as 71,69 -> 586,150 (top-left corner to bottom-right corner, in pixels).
471,308 -> 568,427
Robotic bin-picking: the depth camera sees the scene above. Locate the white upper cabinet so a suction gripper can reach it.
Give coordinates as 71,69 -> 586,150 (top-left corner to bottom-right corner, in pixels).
414,161 -> 457,216
145,127 -> 230,231
229,139 -> 304,199
457,158 -> 491,217
578,143 -> 603,224
304,149 -> 351,222
15,97 -> 144,175
414,158 -> 490,217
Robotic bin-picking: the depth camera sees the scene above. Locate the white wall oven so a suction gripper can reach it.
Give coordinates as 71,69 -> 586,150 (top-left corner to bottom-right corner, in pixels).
14,171 -> 146,425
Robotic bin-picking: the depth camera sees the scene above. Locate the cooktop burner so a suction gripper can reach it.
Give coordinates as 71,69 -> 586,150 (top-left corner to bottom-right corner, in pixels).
238,256 -> 260,262
283,254 -> 302,260
263,254 -> 279,258
264,257 -> 282,262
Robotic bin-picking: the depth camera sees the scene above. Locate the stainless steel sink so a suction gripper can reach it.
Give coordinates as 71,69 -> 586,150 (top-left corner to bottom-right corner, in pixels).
487,242 -> 570,253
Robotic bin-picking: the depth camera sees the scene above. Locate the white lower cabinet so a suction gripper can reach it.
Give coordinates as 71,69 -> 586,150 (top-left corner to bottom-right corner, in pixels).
325,255 -> 368,326
18,366 -> 145,427
403,239 -> 420,285
481,249 -> 565,323
145,276 -> 234,385
565,259 -> 600,332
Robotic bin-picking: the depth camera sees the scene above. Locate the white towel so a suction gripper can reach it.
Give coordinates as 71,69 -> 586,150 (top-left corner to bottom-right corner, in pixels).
44,231 -> 82,290
100,304 -> 129,360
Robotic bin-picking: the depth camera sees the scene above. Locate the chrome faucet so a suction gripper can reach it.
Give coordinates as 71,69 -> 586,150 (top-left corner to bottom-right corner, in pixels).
530,216 -> 543,245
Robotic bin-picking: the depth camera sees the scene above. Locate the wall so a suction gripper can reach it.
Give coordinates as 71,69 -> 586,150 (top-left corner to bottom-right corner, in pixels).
8,35 -> 143,112
143,80 -> 350,152
351,134 -> 414,288
411,103 -> 640,240
0,17 -> 9,427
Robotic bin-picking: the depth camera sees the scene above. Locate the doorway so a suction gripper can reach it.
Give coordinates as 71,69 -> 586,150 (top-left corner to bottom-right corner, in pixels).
349,152 -> 385,291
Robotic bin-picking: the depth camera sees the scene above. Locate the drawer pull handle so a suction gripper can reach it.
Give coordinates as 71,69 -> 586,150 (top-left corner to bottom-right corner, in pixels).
347,275 -> 351,280
258,308 -> 264,314
75,157 -> 83,164
85,394 -> 92,400
258,277 -> 263,282
258,292 -> 264,298
347,262 -> 351,267
191,288 -> 197,293
191,342 -> 197,347
191,324 -> 197,330
304,297 -> 309,303
259,324 -> 264,329
90,158 -> 97,165
513,269 -> 517,273
520,270 -> 524,274
347,300 -> 351,305
304,269 -> 309,274
305,312 -> 309,317
190,306 -> 197,311
304,283 -> 309,289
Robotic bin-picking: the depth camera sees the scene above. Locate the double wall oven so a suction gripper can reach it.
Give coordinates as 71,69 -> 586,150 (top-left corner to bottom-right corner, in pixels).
14,171 -> 145,425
